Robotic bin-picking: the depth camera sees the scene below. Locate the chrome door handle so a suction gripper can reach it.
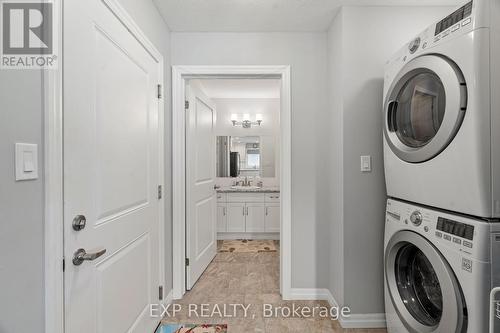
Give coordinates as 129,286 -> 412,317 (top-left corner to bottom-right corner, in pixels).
73,248 -> 107,266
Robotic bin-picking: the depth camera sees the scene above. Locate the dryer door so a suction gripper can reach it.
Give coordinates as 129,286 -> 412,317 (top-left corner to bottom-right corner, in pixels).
385,231 -> 467,333
384,55 -> 467,163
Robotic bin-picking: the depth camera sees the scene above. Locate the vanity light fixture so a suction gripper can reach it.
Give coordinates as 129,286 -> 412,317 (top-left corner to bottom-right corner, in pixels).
231,114 -> 263,128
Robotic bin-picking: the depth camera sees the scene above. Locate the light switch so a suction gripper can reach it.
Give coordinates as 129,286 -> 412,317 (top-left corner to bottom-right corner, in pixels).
361,155 -> 371,173
15,143 -> 38,181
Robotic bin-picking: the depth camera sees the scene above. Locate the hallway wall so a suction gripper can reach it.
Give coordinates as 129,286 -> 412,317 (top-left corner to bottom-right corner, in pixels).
327,5 -> 458,320
171,32 -> 332,289
0,69 -> 44,333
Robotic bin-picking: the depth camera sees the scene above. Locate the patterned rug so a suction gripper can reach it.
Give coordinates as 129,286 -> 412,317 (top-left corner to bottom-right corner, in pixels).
218,239 -> 278,253
156,324 -> 227,333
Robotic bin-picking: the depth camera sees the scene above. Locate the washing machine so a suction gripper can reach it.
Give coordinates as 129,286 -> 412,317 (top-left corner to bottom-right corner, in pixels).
384,198 -> 500,332
383,0 -> 500,218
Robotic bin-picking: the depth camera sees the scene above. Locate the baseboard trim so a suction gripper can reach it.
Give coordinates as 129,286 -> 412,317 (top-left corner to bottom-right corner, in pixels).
289,288 -> 386,329
287,288 -> 332,300
338,313 -> 387,329
217,232 -> 280,240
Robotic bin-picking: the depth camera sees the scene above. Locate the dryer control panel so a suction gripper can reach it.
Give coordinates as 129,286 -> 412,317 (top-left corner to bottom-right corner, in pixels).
434,1 -> 473,36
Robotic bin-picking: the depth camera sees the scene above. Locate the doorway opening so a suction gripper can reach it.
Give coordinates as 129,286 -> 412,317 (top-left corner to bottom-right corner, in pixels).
171,66 -> 292,303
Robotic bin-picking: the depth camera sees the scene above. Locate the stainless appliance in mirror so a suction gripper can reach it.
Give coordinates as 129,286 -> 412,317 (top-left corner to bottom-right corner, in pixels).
216,136 -> 276,178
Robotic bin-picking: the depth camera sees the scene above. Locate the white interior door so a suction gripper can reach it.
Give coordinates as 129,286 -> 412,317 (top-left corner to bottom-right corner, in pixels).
64,1 -> 162,332
185,81 -> 217,290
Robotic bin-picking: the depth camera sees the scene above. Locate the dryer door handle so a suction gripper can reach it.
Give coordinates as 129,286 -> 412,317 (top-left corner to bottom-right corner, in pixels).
387,100 -> 399,132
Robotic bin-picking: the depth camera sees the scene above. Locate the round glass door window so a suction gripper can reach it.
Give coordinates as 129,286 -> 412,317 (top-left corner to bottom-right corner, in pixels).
393,72 -> 446,148
384,55 -> 467,163
395,243 -> 443,326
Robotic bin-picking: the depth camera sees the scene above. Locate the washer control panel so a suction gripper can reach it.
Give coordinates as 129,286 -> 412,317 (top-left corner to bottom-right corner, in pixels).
384,199 -> 500,262
435,217 -> 475,248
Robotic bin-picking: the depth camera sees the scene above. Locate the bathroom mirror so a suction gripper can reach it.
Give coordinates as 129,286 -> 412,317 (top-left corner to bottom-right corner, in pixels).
216,136 -> 276,178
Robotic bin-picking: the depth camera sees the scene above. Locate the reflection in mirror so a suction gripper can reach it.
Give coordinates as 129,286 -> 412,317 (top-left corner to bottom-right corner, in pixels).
216,136 -> 276,178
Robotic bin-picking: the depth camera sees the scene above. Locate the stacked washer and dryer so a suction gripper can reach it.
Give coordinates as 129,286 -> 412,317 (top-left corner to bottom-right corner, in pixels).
382,0 -> 500,332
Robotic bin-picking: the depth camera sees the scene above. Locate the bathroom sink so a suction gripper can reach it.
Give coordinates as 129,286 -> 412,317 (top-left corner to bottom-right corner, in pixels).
230,185 -> 261,190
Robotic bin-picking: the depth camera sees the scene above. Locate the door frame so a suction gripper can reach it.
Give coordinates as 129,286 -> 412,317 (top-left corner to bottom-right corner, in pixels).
172,65 -> 292,299
43,1 -> 165,332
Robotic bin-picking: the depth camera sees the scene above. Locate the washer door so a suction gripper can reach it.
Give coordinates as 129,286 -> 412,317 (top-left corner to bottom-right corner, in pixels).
384,55 -> 467,163
385,231 -> 467,333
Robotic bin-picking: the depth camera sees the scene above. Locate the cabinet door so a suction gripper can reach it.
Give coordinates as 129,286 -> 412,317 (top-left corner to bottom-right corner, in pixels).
265,204 -> 280,232
246,203 -> 265,232
227,203 -> 246,232
217,205 -> 227,232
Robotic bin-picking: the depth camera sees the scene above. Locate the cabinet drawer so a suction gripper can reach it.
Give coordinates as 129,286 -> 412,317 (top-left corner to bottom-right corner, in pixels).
227,193 -> 265,203
216,193 -> 226,202
265,193 -> 280,203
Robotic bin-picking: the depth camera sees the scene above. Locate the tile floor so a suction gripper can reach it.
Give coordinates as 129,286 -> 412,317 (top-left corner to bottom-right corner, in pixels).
162,241 -> 387,333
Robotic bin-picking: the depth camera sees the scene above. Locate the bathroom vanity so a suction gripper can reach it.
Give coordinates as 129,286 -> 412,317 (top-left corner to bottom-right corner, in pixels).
216,188 -> 280,240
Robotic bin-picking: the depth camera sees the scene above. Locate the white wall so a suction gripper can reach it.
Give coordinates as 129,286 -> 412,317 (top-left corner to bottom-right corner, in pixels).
213,98 -> 279,137
0,70 -> 44,333
172,32 -> 331,289
327,5 -> 458,318
0,2 -> 171,332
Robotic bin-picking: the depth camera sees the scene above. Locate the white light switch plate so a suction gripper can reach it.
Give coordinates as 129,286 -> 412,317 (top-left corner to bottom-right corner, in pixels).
360,155 -> 371,172
15,143 -> 38,181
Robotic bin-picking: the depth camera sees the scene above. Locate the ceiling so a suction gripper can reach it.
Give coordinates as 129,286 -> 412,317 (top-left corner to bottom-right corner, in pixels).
197,79 -> 281,99
154,0 -> 462,32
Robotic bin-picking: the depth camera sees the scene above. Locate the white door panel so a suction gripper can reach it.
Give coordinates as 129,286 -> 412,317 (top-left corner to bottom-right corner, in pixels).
246,203 -> 265,232
186,81 -> 217,290
227,203 -> 246,232
64,1 -> 161,332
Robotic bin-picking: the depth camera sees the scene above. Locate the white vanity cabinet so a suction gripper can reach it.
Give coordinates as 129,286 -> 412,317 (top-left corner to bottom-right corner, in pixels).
216,191 -> 280,239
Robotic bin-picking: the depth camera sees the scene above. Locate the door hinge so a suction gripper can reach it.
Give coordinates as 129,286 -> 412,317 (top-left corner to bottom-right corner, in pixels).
185,101 -> 189,109
157,185 -> 162,199
62,258 -> 65,272
185,258 -> 190,266
159,285 -> 164,300
157,84 -> 162,99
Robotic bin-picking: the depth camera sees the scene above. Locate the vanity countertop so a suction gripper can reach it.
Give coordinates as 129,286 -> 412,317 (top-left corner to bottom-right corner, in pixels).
217,187 -> 280,193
